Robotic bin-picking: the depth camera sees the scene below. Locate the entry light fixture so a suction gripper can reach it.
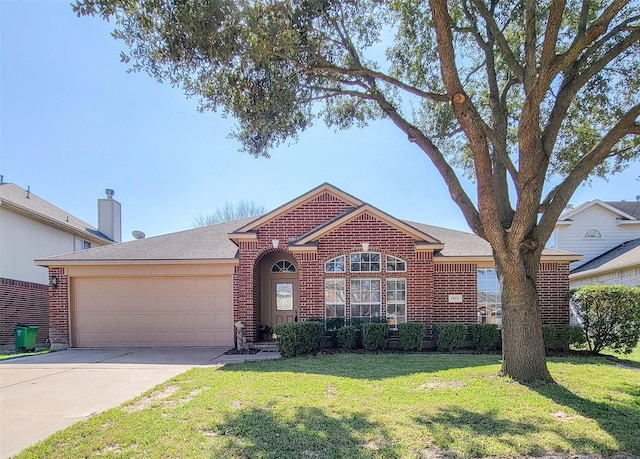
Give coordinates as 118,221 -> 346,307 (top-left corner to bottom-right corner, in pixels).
49,276 -> 58,289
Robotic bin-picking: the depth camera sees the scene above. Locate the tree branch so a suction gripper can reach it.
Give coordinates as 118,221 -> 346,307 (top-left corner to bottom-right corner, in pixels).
536,103 -> 640,241
469,0 -> 525,82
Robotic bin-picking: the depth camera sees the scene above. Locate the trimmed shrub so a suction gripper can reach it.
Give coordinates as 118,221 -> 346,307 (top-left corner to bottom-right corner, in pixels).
397,322 -> 426,351
326,317 -> 345,331
570,285 -> 640,354
433,323 -> 465,352
274,321 -> 324,357
468,323 -> 500,351
361,323 -> 389,350
337,325 -> 358,350
542,325 -> 558,351
568,325 -> 587,347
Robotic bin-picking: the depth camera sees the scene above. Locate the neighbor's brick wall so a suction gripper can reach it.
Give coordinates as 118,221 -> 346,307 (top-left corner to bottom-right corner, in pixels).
538,262 -> 571,326
0,277 -> 49,345
48,267 -> 70,345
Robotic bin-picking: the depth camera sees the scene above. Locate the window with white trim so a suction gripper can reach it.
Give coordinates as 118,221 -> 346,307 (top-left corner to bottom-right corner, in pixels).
350,252 -> 381,272
350,278 -> 381,322
325,279 -> 346,328
325,256 -> 345,273
386,255 -> 407,272
74,238 -> 91,251
386,279 -> 406,328
477,268 -> 501,326
271,260 -> 296,272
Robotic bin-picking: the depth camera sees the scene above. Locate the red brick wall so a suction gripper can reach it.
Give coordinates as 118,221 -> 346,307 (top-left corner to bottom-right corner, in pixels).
538,262 -> 571,326
433,263 -> 478,324
48,267 -> 70,345
0,277 -> 49,345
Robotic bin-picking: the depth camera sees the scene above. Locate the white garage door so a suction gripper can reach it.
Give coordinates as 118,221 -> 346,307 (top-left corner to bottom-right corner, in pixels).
72,277 -> 234,347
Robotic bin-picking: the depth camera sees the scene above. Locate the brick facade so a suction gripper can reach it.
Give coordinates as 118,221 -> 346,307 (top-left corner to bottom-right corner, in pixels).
47,267 -> 69,346
45,185 -> 574,347
233,191 -> 572,342
0,277 -> 49,345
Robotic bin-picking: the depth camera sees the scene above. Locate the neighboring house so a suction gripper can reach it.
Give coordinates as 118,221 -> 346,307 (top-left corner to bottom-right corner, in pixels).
570,238 -> 640,288
0,182 -> 120,345
553,199 -> 640,270
37,183 -> 579,349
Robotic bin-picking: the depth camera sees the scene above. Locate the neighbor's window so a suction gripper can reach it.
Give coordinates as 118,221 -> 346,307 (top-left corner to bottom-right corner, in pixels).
74,238 -> 91,251
350,278 -> 381,322
325,256 -> 345,273
325,279 -> 346,328
350,252 -> 381,272
386,255 -> 407,272
271,260 -> 296,273
477,268 -> 501,326
386,279 -> 406,329
584,229 -> 602,238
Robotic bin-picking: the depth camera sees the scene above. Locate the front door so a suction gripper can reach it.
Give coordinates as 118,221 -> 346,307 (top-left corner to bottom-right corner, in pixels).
272,280 -> 296,325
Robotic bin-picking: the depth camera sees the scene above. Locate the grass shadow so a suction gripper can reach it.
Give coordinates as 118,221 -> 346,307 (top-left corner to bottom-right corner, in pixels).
528,380 -> 640,454
218,352 -> 502,380
205,406 -> 397,458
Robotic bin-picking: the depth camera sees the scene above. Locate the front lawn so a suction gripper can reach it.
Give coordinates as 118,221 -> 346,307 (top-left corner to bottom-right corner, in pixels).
17,353 -> 639,458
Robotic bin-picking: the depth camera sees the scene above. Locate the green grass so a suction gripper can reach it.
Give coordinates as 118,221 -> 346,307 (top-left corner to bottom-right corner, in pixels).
16,353 -> 640,458
0,347 -> 50,361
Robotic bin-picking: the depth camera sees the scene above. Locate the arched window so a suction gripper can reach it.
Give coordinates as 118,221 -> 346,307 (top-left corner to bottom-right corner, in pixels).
584,229 -> 602,238
271,260 -> 296,273
325,255 -> 345,272
386,255 -> 407,272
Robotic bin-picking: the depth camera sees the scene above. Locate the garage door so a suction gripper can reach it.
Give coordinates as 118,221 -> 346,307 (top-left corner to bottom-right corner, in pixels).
72,277 -> 234,347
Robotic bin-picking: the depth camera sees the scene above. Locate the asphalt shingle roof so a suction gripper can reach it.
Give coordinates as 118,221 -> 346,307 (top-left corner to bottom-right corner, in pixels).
37,214 -> 576,264
606,201 -> 640,220
571,238 -> 640,276
0,183 -> 111,242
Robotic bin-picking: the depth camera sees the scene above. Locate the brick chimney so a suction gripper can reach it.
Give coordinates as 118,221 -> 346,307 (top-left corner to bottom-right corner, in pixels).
98,188 -> 122,242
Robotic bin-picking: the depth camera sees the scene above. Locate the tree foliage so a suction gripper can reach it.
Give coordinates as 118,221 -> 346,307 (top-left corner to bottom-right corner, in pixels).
73,0 -> 640,381
569,285 -> 640,354
194,200 -> 266,226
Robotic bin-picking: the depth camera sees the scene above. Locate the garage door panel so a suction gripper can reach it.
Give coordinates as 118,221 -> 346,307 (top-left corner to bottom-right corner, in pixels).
73,276 -> 233,347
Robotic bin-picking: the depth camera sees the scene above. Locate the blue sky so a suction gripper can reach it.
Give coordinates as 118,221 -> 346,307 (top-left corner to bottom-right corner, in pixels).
1,1 -> 638,242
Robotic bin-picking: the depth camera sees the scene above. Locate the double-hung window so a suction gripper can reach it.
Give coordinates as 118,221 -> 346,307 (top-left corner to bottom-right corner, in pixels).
477,268 -> 502,326
325,279 -> 346,329
386,279 -> 406,328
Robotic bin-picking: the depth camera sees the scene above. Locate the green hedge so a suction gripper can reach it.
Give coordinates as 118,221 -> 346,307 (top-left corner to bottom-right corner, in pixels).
468,324 -> 500,351
433,323 -> 465,352
337,325 -> 358,349
397,322 -> 426,351
541,325 -> 588,351
361,323 -> 389,350
274,321 -> 325,357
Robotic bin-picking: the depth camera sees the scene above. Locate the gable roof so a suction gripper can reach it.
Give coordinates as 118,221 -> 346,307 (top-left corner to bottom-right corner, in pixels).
0,183 -> 112,244
558,199 -> 639,222
606,201 -> 640,220
291,205 -> 444,249
570,238 -> 640,278
231,183 -> 362,236
36,217 -> 255,265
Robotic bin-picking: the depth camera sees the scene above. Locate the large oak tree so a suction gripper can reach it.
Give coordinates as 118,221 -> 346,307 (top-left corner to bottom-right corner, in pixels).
74,0 -> 640,381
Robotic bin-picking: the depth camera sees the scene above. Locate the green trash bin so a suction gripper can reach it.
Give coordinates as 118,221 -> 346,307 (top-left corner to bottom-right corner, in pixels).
15,325 -> 38,352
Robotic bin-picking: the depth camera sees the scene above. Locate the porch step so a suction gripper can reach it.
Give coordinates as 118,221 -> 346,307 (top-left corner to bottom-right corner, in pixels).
251,341 -> 279,352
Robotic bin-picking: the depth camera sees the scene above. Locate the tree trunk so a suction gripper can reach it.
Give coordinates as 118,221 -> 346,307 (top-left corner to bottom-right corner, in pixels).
495,249 -> 553,382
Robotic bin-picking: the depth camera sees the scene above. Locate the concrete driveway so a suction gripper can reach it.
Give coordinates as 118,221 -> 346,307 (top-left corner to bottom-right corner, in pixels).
0,347 -> 228,458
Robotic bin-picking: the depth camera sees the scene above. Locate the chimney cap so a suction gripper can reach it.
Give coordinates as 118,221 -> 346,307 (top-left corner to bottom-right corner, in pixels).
105,189 -> 114,199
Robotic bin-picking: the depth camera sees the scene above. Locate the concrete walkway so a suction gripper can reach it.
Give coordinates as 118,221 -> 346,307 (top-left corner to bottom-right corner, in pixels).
0,347 -> 280,458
